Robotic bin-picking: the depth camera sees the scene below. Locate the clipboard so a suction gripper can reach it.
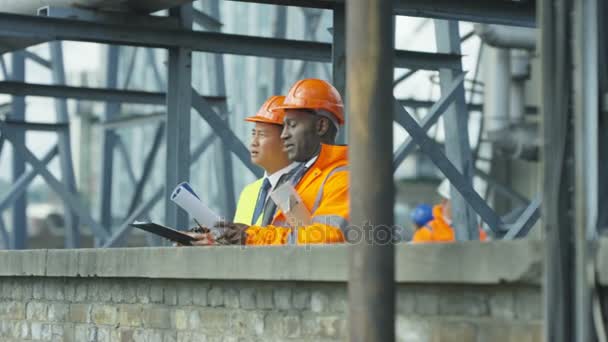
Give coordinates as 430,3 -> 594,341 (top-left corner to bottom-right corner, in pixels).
130,222 -> 196,246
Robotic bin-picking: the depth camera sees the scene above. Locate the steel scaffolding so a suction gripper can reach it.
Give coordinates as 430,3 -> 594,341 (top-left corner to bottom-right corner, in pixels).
0,0 -> 604,340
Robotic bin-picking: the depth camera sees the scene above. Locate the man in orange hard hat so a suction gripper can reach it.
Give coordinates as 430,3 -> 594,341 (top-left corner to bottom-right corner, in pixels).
205,79 -> 350,245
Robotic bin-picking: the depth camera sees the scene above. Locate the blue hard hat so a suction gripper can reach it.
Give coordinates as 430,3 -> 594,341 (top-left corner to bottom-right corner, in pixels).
410,204 -> 433,227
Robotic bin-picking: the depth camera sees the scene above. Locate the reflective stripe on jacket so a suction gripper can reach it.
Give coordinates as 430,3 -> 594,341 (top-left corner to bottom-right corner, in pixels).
245,144 -> 349,245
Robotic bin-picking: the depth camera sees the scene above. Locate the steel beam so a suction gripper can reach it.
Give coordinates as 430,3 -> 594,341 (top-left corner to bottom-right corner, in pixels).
502,195 -> 541,240
226,0 -> 535,27
24,51 -> 52,69
122,48 -> 139,89
0,12 -> 461,71
193,8 -> 222,30
146,49 -> 166,90
99,46 -> 120,244
126,123 -> 164,217
107,132 -> 217,247
0,81 -> 162,104
332,5 -> 346,144
165,4 -> 193,230
0,81 -> 221,105
434,19 -> 478,240
0,145 -> 58,213
191,88 -> 263,178
102,187 -> 164,248
393,69 -> 416,87
201,0 -> 236,220
101,113 -> 165,130
398,98 -> 539,115
50,41 -> 80,248
347,0 -> 394,341
393,98 -> 503,233
272,5 -> 287,93
115,137 -> 139,188
3,132 -> 109,241
474,168 -> 529,205
38,5 -> 180,30
392,72 -> 466,170
10,51 -> 27,250
0,119 -> 69,132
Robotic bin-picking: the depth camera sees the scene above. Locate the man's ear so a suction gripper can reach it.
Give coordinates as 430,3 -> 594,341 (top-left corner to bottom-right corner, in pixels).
315,117 -> 330,137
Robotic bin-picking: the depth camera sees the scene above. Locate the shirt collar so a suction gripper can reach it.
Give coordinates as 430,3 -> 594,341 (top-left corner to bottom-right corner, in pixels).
264,162 -> 301,189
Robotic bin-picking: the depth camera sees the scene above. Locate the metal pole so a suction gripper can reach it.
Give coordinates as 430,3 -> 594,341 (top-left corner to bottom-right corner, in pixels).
434,20 -> 478,240
332,5 -> 346,144
347,0 -> 394,341
165,4 -> 193,229
49,41 -> 80,248
99,46 -> 120,243
10,51 -> 27,249
573,0 -> 599,340
272,5 -> 287,94
541,0 -> 575,339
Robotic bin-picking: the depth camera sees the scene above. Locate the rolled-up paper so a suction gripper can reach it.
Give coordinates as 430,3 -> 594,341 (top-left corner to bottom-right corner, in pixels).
170,182 -> 221,230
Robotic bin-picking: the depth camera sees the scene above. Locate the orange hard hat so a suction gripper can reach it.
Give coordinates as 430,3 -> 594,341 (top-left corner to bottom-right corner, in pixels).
274,78 -> 345,125
245,95 -> 286,125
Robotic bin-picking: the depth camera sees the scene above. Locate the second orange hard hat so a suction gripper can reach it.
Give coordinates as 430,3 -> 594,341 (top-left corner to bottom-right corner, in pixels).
274,79 -> 345,125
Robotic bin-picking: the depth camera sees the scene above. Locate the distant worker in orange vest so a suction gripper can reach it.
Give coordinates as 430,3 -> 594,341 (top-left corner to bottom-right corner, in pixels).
412,179 -> 488,243
193,79 -> 349,245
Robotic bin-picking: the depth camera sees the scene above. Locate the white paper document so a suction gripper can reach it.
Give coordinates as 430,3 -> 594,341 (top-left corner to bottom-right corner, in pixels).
270,182 -> 313,227
170,182 -> 221,228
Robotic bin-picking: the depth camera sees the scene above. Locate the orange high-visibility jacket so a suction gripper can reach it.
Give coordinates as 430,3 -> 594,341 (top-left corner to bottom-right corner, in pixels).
244,144 -> 349,245
412,205 -> 487,243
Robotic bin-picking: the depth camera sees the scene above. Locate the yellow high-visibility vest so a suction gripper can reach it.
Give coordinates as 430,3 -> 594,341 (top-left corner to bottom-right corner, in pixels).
233,178 -> 264,226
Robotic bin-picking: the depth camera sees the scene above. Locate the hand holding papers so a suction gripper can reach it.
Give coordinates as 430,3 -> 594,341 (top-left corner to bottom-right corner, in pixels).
170,182 -> 225,238
270,182 -> 312,228
170,182 -> 221,227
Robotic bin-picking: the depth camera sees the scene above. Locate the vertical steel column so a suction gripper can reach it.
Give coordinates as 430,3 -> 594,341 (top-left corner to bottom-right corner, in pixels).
10,51 -> 27,249
165,4 -> 193,229
205,0 -> 236,219
347,0 -> 394,341
573,0 -> 599,340
272,5 -> 287,94
540,0 -> 575,339
99,46 -> 120,243
332,5 -> 346,144
433,20 -> 478,240
49,41 -> 80,248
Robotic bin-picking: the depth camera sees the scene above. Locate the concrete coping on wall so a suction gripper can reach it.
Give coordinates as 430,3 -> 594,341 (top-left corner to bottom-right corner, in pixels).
0,240 -> 544,285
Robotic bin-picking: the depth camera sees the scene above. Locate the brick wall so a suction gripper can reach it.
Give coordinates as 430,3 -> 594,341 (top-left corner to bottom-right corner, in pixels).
0,277 -> 541,342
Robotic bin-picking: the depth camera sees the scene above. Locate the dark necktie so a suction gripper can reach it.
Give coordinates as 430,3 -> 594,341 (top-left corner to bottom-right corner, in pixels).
251,178 -> 271,225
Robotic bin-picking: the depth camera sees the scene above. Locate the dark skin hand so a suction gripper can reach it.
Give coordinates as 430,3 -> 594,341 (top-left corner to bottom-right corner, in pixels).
179,222 -> 249,246
214,222 -> 249,245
